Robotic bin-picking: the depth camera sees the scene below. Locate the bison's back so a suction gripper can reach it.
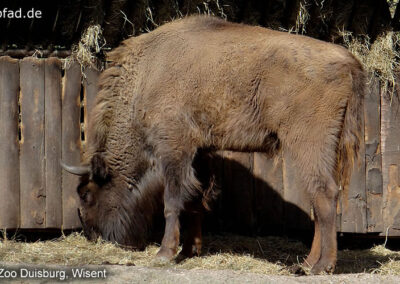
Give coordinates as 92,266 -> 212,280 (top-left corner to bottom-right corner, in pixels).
103,16 -> 362,155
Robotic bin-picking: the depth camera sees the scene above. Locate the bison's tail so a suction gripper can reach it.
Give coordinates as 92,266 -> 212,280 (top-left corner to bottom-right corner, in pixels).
336,62 -> 366,189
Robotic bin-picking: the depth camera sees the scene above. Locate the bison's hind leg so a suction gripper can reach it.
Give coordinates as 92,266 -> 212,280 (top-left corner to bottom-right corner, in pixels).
178,211 -> 203,260
307,177 -> 338,274
286,136 -> 340,274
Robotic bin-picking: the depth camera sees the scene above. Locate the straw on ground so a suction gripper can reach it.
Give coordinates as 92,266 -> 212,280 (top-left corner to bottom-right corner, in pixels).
1,233 -> 400,275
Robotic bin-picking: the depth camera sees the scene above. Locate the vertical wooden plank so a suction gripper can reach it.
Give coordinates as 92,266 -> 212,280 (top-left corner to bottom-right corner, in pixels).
253,153 -> 284,234
83,67 -> 100,144
44,58 -> 63,228
340,99 -> 367,233
62,62 -> 82,229
0,57 -> 20,229
282,152 -> 312,231
19,58 -> 46,228
221,151 -> 255,233
381,77 -> 400,236
364,77 -> 383,233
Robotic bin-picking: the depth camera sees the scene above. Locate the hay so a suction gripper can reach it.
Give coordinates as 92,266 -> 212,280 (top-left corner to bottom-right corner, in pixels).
197,0 -> 227,20
2,233 -> 400,275
63,25 -> 105,74
0,233 -> 292,274
342,31 -> 400,98
294,0 -> 310,34
388,0 -> 399,18
0,233 -> 136,266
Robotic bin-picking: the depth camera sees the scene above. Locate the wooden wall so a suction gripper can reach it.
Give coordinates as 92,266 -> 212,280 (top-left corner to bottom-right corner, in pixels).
0,56 -> 399,236
0,56 -> 97,230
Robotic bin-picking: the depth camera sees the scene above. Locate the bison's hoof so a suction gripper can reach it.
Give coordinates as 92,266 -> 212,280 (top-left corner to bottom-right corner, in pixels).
310,260 -> 335,275
155,247 -> 176,261
152,250 -> 175,267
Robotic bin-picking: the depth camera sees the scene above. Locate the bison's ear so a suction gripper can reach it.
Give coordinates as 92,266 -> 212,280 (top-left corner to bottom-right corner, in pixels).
91,153 -> 110,184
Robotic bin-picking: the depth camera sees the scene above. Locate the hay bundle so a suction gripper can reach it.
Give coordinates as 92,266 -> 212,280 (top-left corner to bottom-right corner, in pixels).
64,25 -> 106,73
343,31 -> 400,98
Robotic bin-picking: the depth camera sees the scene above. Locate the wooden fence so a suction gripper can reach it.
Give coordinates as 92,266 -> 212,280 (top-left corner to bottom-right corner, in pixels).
0,56 -> 99,229
0,56 -> 399,236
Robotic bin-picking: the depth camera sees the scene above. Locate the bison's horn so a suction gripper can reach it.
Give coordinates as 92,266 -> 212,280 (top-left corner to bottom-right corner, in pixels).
60,161 -> 90,176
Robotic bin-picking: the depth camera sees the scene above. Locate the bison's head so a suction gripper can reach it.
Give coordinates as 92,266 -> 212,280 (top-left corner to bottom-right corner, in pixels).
62,153 -> 164,249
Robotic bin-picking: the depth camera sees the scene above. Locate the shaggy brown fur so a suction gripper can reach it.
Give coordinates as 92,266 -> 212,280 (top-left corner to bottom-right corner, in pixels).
69,16 -> 366,274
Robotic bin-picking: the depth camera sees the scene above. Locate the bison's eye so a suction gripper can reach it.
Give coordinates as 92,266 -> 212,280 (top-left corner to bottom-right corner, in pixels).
78,188 -> 95,206
81,191 -> 88,201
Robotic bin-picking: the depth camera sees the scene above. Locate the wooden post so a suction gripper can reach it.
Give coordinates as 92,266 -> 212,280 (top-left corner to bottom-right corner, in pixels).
0,57 -> 20,229
62,62 -> 83,229
44,58 -> 63,228
364,77 -> 383,233
19,58 -> 46,228
381,77 -> 400,236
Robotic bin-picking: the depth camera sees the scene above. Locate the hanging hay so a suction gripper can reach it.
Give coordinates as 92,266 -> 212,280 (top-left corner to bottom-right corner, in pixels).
63,25 -> 106,75
342,30 -> 400,98
294,0 -> 310,34
197,0 -> 227,20
388,0 -> 399,18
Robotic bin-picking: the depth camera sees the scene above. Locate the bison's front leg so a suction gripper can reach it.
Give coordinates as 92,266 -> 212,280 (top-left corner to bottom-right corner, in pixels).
156,154 -> 200,261
156,199 -> 181,260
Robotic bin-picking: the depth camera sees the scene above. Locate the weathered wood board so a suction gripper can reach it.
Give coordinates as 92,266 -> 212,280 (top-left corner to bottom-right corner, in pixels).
282,152 -> 312,231
381,78 -> 400,236
44,58 -> 63,228
220,151 -> 255,233
19,58 -> 46,228
0,57 -> 20,229
253,153 -> 284,233
365,77 -> 383,233
83,67 -> 100,147
340,99 -> 367,233
61,62 -> 83,229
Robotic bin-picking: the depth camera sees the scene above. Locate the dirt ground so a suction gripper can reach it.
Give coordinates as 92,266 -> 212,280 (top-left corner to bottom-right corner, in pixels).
1,262 -> 400,283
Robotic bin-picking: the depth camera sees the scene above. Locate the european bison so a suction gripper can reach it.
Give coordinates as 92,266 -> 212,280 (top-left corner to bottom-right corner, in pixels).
62,16 -> 366,274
